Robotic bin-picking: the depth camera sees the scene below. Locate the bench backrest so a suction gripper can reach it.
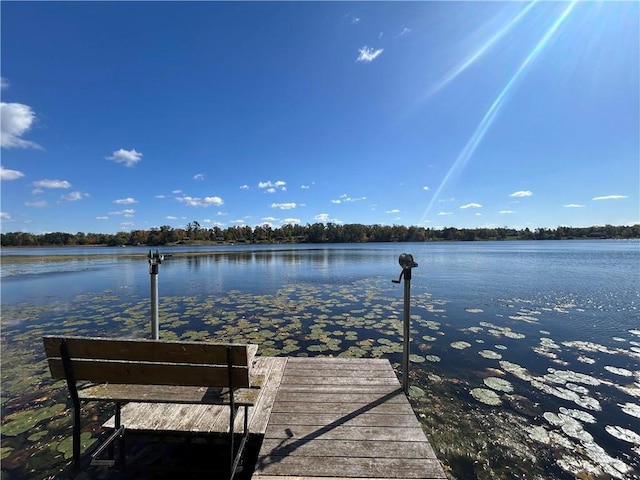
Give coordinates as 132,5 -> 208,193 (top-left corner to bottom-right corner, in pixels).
43,336 -> 258,388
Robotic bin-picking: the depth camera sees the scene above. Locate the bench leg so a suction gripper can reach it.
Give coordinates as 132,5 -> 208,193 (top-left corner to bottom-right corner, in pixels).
72,403 -> 81,473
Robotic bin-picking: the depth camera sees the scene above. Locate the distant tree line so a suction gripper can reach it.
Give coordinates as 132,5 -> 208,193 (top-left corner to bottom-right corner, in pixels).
2,223 -> 639,247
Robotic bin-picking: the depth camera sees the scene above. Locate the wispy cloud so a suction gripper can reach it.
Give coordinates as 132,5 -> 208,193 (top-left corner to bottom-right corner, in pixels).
166,215 -> 178,220
61,191 -> 88,202
0,212 -> 10,220
193,173 -> 205,181
592,195 -> 627,200
259,180 -> 286,193
271,202 -> 297,210
386,209 -> 400,214
509,190 -> 533,198
33,179 -> 71,189
331,194 -> 366,204
437,212 -> 452,216
109,209 -> 135,217
240,184 -> 250,190
1,77 -> 9,90
398,27 -> 411,37
356,46 -> 383,63
564,204 -> 585,208
113,197 -> 137,205
1,102 -> 41,149
0,166 -> 25,180
107,148 -> 143,167
281,218 -> 300,225
25,200 -> 48,208
176,195 -> 224,207
460,203 -> 482,209
499,210 -> 516,214
96,216 -> 109,220
422,186 -> 430,191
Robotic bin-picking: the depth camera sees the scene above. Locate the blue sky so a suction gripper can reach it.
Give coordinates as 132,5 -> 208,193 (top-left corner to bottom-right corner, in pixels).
1,1 -> 638,234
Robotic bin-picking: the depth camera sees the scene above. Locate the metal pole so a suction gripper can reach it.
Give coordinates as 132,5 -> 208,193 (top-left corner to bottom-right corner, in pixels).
392,253 -> 418,395
150,262 -> 159,340
402,266 -> 412,394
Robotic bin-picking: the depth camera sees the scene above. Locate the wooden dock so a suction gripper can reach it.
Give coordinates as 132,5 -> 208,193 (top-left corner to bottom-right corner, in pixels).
104,356 -> 446,479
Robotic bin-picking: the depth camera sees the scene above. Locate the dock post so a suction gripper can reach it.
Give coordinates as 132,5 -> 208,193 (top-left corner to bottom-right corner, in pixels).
148,250 -> 171,340
393,253 -> 418,394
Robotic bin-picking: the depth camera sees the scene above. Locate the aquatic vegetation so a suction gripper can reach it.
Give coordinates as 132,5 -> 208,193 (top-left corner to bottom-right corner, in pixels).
470,387 -> 502,406
450,341 -> 471,350
478,349 -> 502,360
483,377 -> 513,393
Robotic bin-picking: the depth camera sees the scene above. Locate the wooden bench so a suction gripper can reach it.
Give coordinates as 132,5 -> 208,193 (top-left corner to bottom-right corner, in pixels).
43,336 -> 261,479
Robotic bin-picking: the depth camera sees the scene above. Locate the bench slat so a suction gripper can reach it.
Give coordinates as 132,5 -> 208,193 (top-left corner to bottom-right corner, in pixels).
43,336 -> 257,367
48,359 -> 253,388
78,384 -> 261,406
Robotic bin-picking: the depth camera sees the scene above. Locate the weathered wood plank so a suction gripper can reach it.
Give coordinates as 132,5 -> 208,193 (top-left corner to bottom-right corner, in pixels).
79,384 -> 259,405
269,401 -> 415,416
276,384 -> 402,394
254,456 -> 445,479
266,412 -> 421,428
257,438 -> 438,459
270,391 -> 406,404
253,477 -> 440,480
241,357 -> 287,433
279,375 -> 399,386
43,336 -> 257,366
264,425 -> 427,442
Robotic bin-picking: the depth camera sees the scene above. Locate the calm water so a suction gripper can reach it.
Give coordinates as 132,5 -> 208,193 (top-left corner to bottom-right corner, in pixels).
1,241 -> 639,479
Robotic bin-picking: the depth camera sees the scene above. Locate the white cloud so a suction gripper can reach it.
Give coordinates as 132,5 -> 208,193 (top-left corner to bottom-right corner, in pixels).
460,203 -> 482,209
109,209 -> 135,216
499,210 -> 515,214
33,179 -> 71,189
352,17 -> 360,24
172,189 -> 183,194
176,195 -> 224,207
96,216 -> 109,220
563,204 -> 585,208
262,216 -> 277,222
155,194 -> 166,199
166,215 -> 178,220
301,185 -> 310,189
1,165 -> 25,180
240,184 -> 250,190
357,46 -> 384,63
1,77 -> 9,90
437,212 -> 452,216
231,219 -> 246,225
398,27 -> 411,36
331,194 -> 366,204
259,180 -> 286,192
25,200 -> 48,208
1,212 -> 11,220
281,218 -> 300,225
61,191 -> 88,202
592,195 -> 627,200
509,190 -> 533,198
107,148 -> 143,167
386,209 -> 400,214
1,102 -> 41,149
271,202 -> 297,210
422,186 -> 430,191
193,173 -> 205,181
113,197 -> 138,205
120,222 -> 135,228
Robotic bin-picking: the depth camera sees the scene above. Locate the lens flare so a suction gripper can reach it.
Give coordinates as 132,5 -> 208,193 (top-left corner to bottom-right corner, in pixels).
422,2 -> 538,102
421,1 -> 578,224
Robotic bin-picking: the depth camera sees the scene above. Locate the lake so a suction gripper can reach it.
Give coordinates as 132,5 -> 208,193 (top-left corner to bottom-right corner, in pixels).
1,241 -> 639,479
